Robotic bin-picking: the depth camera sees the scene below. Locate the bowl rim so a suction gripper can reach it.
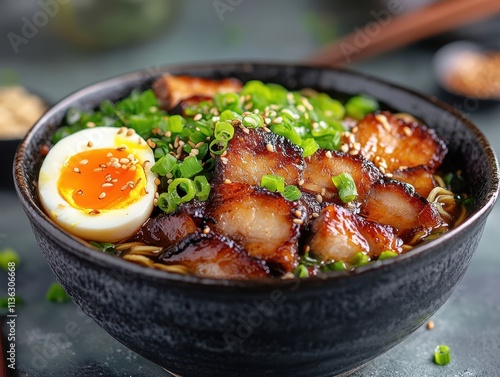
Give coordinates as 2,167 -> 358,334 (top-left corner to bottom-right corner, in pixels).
13,61 -> 500,289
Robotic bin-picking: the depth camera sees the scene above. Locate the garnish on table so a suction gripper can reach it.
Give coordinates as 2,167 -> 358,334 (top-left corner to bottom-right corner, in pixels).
434,344 -> 451,365
0,248 -> 20,270
46,282 -> 71,304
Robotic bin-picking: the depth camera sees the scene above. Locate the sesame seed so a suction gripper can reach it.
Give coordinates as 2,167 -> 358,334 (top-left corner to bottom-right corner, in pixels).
107,152 -> 113,158
112,178 -> 118,183
154,178 -> 161,186
147,140 -> 156,148
297,104 -> 306,113
224,179 -> 232,184
153,198 -> 158,206
165,131 -> 172,137
385,173 -> 393,178
119,158 -> 130,164
86,121 -> 96,128
321,187 -> 326,196
193,113 -> 202,121
242,127 -> 250,134
203,227 -> 211,234
129,165 -> 136,171
155,192 -> 159,198
403,126 -> 413,136
312,212 -> 320,218
399,165 -> 408,170
298,179 -> 305,186
376,114 -> 391,132
98,192 -> 106,199
265,117 -> 271,125
304,245 -> 311,253
87,141 -> 93,148
293,218 -> 304,225
142,160 -> 150,168
73,167 -> 81,174
194,142 -> 205,148
325,151 -> 333,159
93,168 -> 103,172
294,210 -> 302,218
349,150 -> 359,156
221,150 -> 228,157
116,146 -> 127,151
112,163 -> 121,169
262,126 -> 271,133
118,127 -> 127,135
76,190 -> 83,196
121,184 -> 128,191
166,173 -> 173,179
273,117 -> 283,124
353,142 -> 361,151
126,129 -> 135,136
316,194 -> 323,203
79,159 -> 89,165
266,143 -> 274,152
102,183 -> 113,188
89,210 -> 100,215
191,149 -> 199,156
426,320 -> 435,330
352,126 -> 359,133
220,157 -> 229,165
244,102 -> 253,110
341,144 -> 349,153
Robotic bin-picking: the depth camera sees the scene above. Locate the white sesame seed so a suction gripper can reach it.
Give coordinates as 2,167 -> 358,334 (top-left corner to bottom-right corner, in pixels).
294,210 -> 302,218
224,179 -> 232,184
98,192 -> 106,199
325,151 -> 333,159
86,121 -> 96,128
403,126 -> 413,136
102,183 -> 113,188
79,159 -> 89,165
119,158 -> 130,164
76,190 -> 83,196
73,167 -> 81,173
273,117 -> 283,124
266,143 -> 274,153
126,129 -> 135,136
293,218 -> 304,225
154,178 -> 161,186
193,113 -> 202,121
316,194 -> 323,203
93,168 -> 103,172
87,141 -> 93,148
298,179 -> 305,186
312,212 -> 320,218
107,153 -> 114,158
203,227 -> 211,234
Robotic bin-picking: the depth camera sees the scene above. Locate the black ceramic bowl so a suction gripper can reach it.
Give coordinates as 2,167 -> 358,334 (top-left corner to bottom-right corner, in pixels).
14,63 -> 500,377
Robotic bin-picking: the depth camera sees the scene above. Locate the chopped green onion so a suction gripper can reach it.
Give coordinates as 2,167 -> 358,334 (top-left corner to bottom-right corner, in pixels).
345,95 -> 379,120
321,260 -> 347,272
261,174 -> 285,193
219,110 -> 241,122
294,264 -> 309,278
301,138 -> 319,158
314,132 -> 341,151
151,154 -> 177,176
167,115 -> 185,133
194,175 -> 211,201
179,156 -> 203,178
434,345 -> 451,365
270,123 -> 302,146
300,252 -> 318,267
282,185 -> 302,201
0,295 -> 23,308
157,192 -> 178,213
379,250 -> 399,260
89,242 -> 116,255
168,178 -> 196,204
214,121 -> 235,141
332,172 -> 358,203
209,139 -> 228,155
0,248 -> 20,270
46,282 -> 71,304
242,114 -> 263,128
351,252 -> 370,267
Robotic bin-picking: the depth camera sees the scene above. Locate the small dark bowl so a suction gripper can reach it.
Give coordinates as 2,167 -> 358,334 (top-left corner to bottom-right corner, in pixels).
14,63 -> 499,377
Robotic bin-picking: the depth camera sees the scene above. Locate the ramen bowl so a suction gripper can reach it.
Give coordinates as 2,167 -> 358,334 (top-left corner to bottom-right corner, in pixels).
14,63 -> 499,377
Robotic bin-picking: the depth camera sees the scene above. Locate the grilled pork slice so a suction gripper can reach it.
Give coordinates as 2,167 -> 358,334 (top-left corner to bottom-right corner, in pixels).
152,74 -> 243,110
133,213 -> 197,247
391,165 -> 437,198
160,232 -> 270,279
308,204 -> 402,262
206,183 -> 305,272
214,127 -> 304,186
360,179 -> 444,240
302,149 -> 382,203
353,111 -> 447,172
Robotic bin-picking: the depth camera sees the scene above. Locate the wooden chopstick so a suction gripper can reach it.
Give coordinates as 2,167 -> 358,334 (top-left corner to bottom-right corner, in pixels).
308,0 -> 500,67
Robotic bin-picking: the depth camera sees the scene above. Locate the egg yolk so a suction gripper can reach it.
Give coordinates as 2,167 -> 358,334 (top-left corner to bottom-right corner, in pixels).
58,148 -> 148,212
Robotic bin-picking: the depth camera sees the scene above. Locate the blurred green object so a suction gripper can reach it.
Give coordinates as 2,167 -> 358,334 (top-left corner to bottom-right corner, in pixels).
51,0 -> 178,50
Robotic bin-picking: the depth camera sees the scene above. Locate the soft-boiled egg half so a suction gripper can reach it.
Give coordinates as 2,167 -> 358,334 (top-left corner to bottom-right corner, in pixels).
38,126 -> 157,242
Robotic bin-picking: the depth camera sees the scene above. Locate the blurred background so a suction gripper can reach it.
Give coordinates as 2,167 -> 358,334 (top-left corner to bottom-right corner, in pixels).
1,1 -> 500,376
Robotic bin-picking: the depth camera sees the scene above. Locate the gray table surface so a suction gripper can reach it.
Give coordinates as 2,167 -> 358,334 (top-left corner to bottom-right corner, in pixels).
1,1 -> 499,376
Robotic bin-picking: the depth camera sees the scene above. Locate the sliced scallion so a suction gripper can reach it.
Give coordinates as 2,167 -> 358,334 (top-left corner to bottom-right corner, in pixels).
179,156 -> 203,178
301,138 -> 319,158
379,250 -> 399,260
282,185 -> 302,201
168,178 -> 196,204
351,252 -> 370,267
194,175 -> 211,201
261,174 -> 285,193
46,282 -> 71,304
293,264 -> 309,278
434,345 -> 451,365
214,121 -> 235,141
332,172 -> 358,203
151,154 -> 177,176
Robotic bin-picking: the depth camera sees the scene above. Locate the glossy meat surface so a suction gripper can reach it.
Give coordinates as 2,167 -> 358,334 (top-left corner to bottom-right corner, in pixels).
353,112 -> 447,172
214,127 -> 304,186
309,204 -> 402,262
391,165 -> 437,198
152,74 -> 243,110
161,232 -> 270,279
302,149 -> 382,203
133,213 -> 197,247
206,183 -> 304,272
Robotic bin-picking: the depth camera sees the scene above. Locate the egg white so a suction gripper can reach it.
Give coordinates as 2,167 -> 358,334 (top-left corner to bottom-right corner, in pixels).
38,126 -> 157,242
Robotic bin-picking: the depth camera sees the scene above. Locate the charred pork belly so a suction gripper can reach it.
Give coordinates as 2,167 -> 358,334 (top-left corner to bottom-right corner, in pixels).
302,149 -> 382,204
308,204 -> 403,262
161,231 -> 270,279
352,111 -> 447,173
206,182 -> 305,273
214,127 -> 304,187
152,74 -> 243,110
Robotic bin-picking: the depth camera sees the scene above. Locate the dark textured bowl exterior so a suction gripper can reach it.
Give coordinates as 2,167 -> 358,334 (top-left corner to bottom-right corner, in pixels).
14,63 -> 499,377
